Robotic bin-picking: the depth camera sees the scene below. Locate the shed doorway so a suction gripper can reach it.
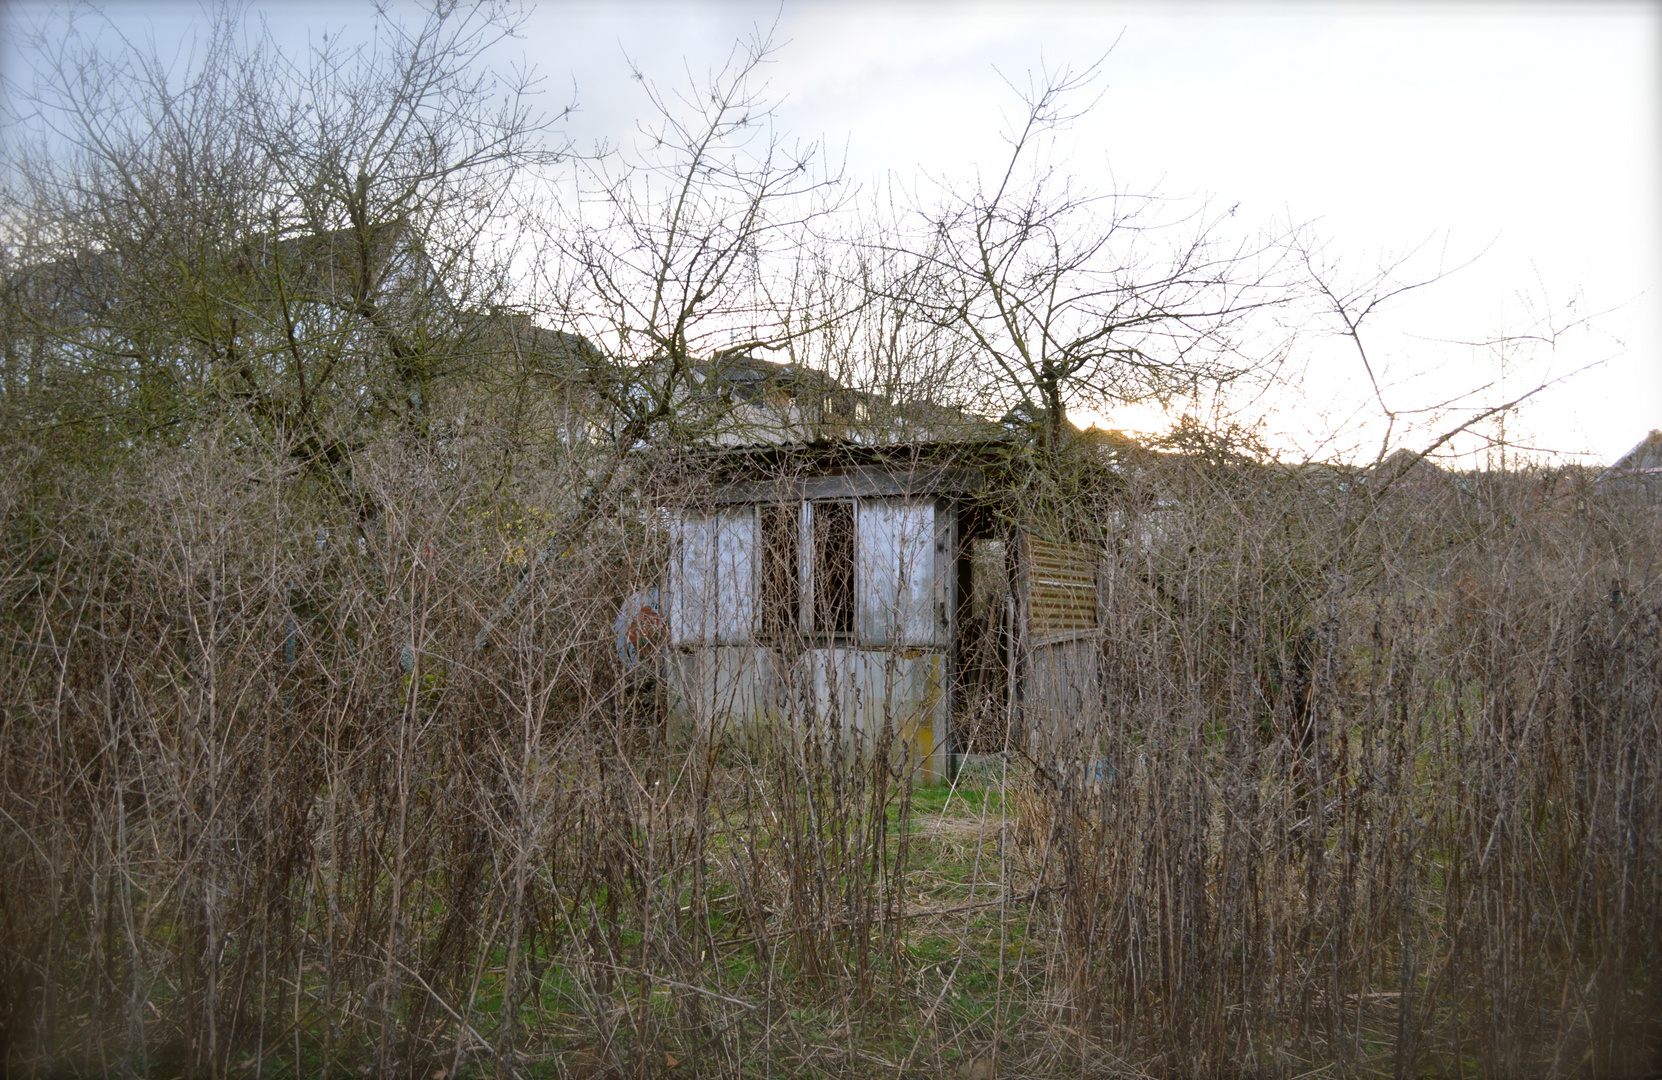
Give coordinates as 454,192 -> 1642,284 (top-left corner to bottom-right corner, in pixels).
953,521 -> 1014,756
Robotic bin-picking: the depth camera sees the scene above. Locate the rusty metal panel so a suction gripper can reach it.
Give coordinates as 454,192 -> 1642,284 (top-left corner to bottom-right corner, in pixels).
856,498 -> 938,647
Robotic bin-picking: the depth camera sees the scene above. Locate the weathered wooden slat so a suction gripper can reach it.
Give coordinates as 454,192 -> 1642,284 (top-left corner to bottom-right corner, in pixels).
706,466 -> 982,505
1026,536 -> 1099,640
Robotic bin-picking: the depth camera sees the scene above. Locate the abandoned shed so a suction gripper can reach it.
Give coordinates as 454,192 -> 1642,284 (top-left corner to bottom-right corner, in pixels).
658,441 -> 1110,782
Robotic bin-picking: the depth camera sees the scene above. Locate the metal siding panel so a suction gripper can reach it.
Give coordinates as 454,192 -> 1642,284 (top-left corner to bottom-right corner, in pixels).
670,515 -> 717,644
902,501 -> 940,646
714,509 -> 758,643
664,646 -> 775,734
856,498 -> 937,647
803,646 -> 856,738
854,503 -> 887,645
798,501 -> 815,635
1025,638 -> 1102,761
666,644 -> 949,783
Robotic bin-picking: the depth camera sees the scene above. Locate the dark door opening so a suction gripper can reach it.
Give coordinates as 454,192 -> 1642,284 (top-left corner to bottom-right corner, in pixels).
953,516 -> 1013,755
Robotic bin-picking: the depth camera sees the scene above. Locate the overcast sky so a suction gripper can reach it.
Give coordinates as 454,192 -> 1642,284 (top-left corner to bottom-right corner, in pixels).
6,1 -> 1658,464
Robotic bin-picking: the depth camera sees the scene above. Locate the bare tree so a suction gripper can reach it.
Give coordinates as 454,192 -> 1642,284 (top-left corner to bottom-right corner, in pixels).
1,2 -> 565,472
471,28 -> 856,646
536,26 -> 849,443
1293,230 -> 1614,480
907,62 -> 1296,448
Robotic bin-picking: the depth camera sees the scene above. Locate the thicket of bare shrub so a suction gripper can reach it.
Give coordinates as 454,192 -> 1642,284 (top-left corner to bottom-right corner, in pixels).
2,6 -> 1657,1077
1018,449 -> 1661,1078
1,428 -> 1656,1079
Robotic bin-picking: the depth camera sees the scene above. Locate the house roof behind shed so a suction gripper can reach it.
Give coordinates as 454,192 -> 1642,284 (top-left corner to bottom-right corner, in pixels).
1603,430 -> 1662,478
